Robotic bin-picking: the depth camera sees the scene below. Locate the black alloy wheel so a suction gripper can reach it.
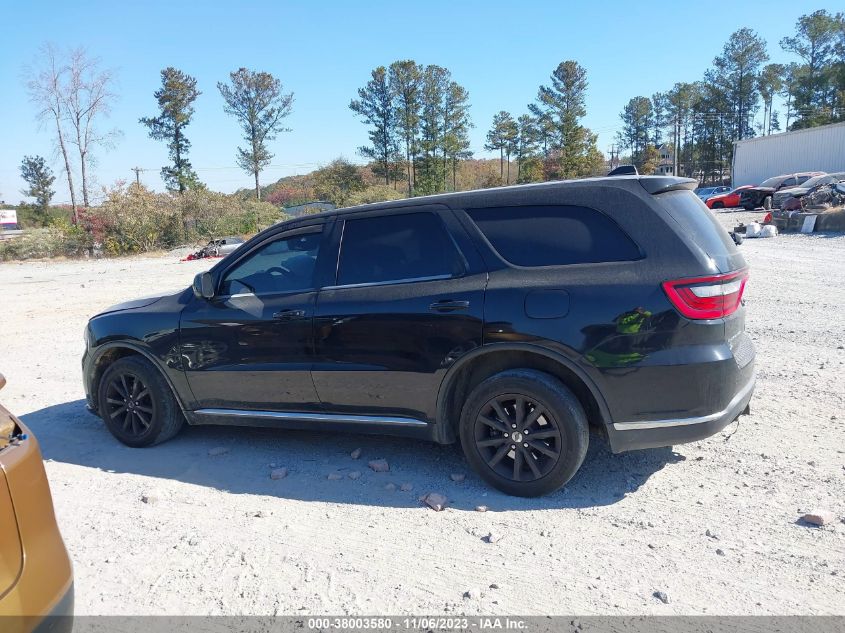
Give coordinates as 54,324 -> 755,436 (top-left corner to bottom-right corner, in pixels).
474,394 -> 562,482
103,371 -> 155,438
459,369 -> 589,497
97,355 -> 184,447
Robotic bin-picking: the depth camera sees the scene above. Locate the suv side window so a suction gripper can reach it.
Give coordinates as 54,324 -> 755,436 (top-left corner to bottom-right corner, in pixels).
781,176 -> 798,187
220,229 -> 322,296
337,212 -> 463,286
467,205 -> 640,267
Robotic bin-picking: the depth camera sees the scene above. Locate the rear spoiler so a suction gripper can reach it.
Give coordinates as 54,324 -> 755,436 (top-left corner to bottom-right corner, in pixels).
639,177 -> 698,195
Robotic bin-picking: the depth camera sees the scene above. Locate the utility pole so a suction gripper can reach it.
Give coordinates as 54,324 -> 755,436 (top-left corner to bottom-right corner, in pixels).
673,120 -> 680,177
131,167 -> 143,185
608,144 -> 619,170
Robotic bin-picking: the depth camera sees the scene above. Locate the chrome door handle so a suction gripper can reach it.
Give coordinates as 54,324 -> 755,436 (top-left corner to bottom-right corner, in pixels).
273,309 -> 307,321
429,299 -> 470,313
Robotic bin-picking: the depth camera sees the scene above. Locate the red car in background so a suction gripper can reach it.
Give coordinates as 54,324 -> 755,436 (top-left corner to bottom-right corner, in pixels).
706,185 -> 754,209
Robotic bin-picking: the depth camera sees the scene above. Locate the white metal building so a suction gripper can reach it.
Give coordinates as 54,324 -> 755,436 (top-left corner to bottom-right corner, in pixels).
732,121 -> 845,186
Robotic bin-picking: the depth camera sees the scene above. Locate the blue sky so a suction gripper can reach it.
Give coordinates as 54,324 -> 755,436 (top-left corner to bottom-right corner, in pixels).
0,0 -> 838,204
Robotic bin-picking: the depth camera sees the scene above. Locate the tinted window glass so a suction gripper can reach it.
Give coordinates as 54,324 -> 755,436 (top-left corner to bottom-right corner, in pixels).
654,190 -> 737,258
337,212 -> 463,286
220,230 -> 321,295
466,205 -> 640,267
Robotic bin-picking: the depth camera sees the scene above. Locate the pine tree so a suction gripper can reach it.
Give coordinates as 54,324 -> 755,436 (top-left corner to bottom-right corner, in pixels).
140,68 -> 202,193
485,111 -> 516,183
533,61 -> 602,179
349,66 -> 400,186
514,115 -> 539,183
617,97 -> 654,170
20,155 -> 55,219
441,82 -> 472,191
218,68 -> 294,200
710,28 -> 768,140
417,65 -> 450,194
780,10 -> 844,128
388,60 -> 423,195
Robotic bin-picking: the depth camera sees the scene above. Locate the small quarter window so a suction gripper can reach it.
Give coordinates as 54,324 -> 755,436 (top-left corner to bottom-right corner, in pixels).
467,205 -> 640,267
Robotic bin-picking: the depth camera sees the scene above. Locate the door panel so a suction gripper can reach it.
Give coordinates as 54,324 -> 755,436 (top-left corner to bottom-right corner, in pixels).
311,209 -> 486,421
179,227 -> 325,412
312,276 -> 485,420
180,291 -> 319,410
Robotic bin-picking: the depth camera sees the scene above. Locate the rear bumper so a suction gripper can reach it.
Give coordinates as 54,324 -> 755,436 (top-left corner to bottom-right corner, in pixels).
606,373 -> 754,452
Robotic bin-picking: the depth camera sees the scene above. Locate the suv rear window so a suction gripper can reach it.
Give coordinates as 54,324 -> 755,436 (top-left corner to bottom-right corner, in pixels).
337,212 -> 463,286
653,190 -> 738,265
466,205 -> 640,267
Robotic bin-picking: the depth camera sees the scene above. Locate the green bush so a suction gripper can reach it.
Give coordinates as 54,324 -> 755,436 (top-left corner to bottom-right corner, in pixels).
346,185 -> 406,206
0,228 -> 63,260
0,182 -> 288,261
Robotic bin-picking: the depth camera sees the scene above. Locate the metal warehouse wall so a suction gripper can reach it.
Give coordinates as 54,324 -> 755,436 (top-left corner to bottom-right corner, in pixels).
732,122 -> 845,186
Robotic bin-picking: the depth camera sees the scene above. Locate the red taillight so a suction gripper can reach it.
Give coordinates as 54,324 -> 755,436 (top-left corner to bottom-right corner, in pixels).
662,269 -> 748,320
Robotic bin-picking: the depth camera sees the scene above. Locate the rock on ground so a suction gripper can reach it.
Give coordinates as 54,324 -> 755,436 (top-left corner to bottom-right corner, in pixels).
422,492 -> 448,511
368,459 -> 389,472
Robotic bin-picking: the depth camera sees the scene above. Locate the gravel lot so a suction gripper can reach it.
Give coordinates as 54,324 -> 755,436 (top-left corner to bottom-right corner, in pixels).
1,212 -> 844,616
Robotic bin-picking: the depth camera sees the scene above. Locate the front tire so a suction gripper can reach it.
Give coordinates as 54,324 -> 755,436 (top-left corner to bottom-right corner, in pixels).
712,201 -> 724,209
459,369 -> 589,497
97,355 -> 184,447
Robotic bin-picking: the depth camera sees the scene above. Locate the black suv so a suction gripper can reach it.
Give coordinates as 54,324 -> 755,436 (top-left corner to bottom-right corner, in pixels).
83,176 -> 755,496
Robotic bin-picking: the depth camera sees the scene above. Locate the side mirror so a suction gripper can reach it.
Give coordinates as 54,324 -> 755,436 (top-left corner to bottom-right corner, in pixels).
193,272 -> 215,299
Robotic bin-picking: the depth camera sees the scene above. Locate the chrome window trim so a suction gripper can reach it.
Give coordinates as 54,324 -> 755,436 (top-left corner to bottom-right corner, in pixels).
322,273 -> 453,291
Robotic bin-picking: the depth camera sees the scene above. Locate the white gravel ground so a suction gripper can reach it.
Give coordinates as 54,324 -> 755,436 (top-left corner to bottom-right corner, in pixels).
1,213 -> 844,615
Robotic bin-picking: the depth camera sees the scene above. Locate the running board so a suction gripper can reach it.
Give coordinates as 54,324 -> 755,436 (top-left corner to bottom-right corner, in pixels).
193,408 -> 428,427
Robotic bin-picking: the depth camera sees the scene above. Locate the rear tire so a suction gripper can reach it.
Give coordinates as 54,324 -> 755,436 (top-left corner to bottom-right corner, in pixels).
97,355 -> 184,447
459,369 -> 589,497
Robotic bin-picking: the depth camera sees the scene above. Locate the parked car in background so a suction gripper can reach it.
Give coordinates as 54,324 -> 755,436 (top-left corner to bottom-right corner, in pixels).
82,176 -> 754,497
772,172 -> 845,209
695,186 -> 731,202
706,185 -> 754,209
739,172 -> 825,210
0,374 -> 73,632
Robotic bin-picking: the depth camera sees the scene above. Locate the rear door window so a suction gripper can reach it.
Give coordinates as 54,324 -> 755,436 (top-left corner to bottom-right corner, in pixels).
336,212 -> 464,286
466,205 -> 640,267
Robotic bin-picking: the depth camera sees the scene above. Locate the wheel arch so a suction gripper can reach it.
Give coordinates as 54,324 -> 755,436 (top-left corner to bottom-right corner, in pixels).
88,342 -> 187,413
435,343 -> 611,443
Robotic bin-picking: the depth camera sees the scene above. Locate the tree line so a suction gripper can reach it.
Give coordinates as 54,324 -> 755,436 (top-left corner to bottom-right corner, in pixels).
349,61 -> 472,195
481,60 -> 604,185
616,9 -> 845,183
18,8 -> 843,222
23,46 -> 294,220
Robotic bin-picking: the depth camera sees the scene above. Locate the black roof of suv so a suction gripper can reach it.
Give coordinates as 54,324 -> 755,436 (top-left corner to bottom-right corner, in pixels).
83,176 -> 755,496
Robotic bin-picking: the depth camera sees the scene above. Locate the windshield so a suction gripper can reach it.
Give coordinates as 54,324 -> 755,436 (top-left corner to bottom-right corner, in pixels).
697,187 -> 715,195
759,176 -> 784,188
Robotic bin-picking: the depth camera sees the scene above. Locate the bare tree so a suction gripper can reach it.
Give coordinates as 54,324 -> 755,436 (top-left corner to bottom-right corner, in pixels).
63,48 -> 119,208
26,43 -> 78,221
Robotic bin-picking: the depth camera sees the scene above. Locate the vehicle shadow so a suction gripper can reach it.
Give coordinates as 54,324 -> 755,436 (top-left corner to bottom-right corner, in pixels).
22,399 -> 684,512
